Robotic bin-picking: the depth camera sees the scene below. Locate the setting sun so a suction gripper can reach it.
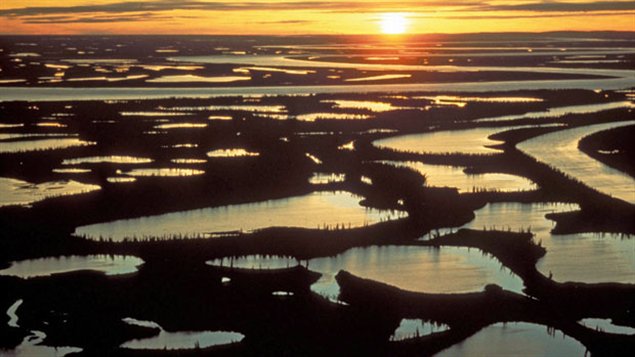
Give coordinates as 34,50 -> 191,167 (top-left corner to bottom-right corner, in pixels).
380,13 -> 407,35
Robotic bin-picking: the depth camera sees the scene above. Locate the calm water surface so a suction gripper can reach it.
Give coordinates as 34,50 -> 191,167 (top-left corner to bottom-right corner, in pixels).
2,75 -> 633,102
121,318 -> 244,350
435,322 -> 586,357
579,318 -> 635,335
379,161 -> 537,193
426,202 -> 634,284
2,299 -> 82,356
307,245 -> 524,301
474,101 -> 633,123
0,255 -> 144,278
206,255 -> 299,270
0,138 -> 94,153
517,121 -> 635,204
390,319 -> 449,341
0,177 -> 100,208
373,125 -> 555,155
74,191 -> 407,241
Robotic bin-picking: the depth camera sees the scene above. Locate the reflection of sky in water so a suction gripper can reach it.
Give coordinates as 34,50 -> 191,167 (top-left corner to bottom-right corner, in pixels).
0,177 -> 100,207
322,99 -> 414,112
415,95 -> 543,108
121,318 -> 244,350
146,75 -> 251,83
207,148 -> 259,157
429,202 -> 634,284
374,123 -> 562,155
345,74 -> 412,82
518,121 -> 635,204
0,138 -> 94,153
170,54 -> 634,79
390,319 -> 449,341
62,155 -> 152,165
154,123 -> 207,129
309,173 -> 346,185
475,101 -> 633,123
3,77 -> 634,102
7,299 -> 22,328
0,255 -> 144,278
74,191 -> 407,241
207,255 -> 299,270
2,299 -> 81,356
1,331 -> 82,356
296,112 -> 372,121
579,318 -> 635,335
307,245 -> 525,301
118,168 -> 205,177
436,322 -> 585,357
374,126 -> 507,154
379,161 -> 537,193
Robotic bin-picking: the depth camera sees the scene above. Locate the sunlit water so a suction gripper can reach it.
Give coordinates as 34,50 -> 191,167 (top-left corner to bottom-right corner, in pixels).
6,299 -> 22,328
436,322 -> 586,357
120,111 -> 192,117
207,148 -> 259,158
0,255 -> 143,278
0,133 -> 76,141
323,99 -> 415,112
2,75 -> 633,102
309,173 -> 346,185
52,168 -> 92,174
117,168 -> 205,177
206,255 -> 299,270
390,319 -> 450,341
0,138 -> 95,153
154,122 -> 208,129
120,318 -> 244,350
61,156 -> 153,165
65,75 -> 147,82
107,177 -> 137,184
307,245 -> 525,301
170,54 -> 634,80
415,95 -> 543,108
579,318 -> 635,335
2,299 -> 82,357
146,75 -> 251,83
425,202 -> 634,284
296,112 -> 372,121
74,191 -> 407,241
517,121 -> 635,204
0,177 -> 100,207
236,66 -> 315,75
378,161 -> 537,193
171,158 -> 207,164
373,125 -> 557,155
164,104 -> 286,113
474,101 -> 634,123
345,74 -> 412,82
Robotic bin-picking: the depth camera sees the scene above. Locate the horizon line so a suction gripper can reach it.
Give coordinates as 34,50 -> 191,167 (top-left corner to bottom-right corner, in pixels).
1,30 -> 634,36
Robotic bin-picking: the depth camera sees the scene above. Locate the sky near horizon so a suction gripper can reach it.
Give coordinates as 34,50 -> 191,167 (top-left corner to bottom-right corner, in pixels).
0,1 -> 634,35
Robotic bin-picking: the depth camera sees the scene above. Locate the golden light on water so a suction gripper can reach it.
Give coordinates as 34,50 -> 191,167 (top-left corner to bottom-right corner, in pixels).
380,13 -> 407,35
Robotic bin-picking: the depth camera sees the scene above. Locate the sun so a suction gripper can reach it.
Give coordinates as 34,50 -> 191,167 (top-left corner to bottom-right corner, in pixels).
380,13 -> 408,35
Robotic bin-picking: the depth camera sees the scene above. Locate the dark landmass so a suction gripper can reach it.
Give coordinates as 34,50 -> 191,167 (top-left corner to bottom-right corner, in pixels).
578,125 -> 635,177
1,34 -> 634,355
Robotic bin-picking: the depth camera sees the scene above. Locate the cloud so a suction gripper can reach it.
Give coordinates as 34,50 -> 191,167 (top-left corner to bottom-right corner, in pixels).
254,19 -> 314,25
481,1 -> 635,13
414,11 -> 635,21
0,1 -> 476,17
22,13 -> 176,24
2,1 -> 633,25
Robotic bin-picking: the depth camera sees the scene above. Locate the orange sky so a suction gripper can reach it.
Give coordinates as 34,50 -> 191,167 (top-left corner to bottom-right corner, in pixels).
0,1 -> 633,34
